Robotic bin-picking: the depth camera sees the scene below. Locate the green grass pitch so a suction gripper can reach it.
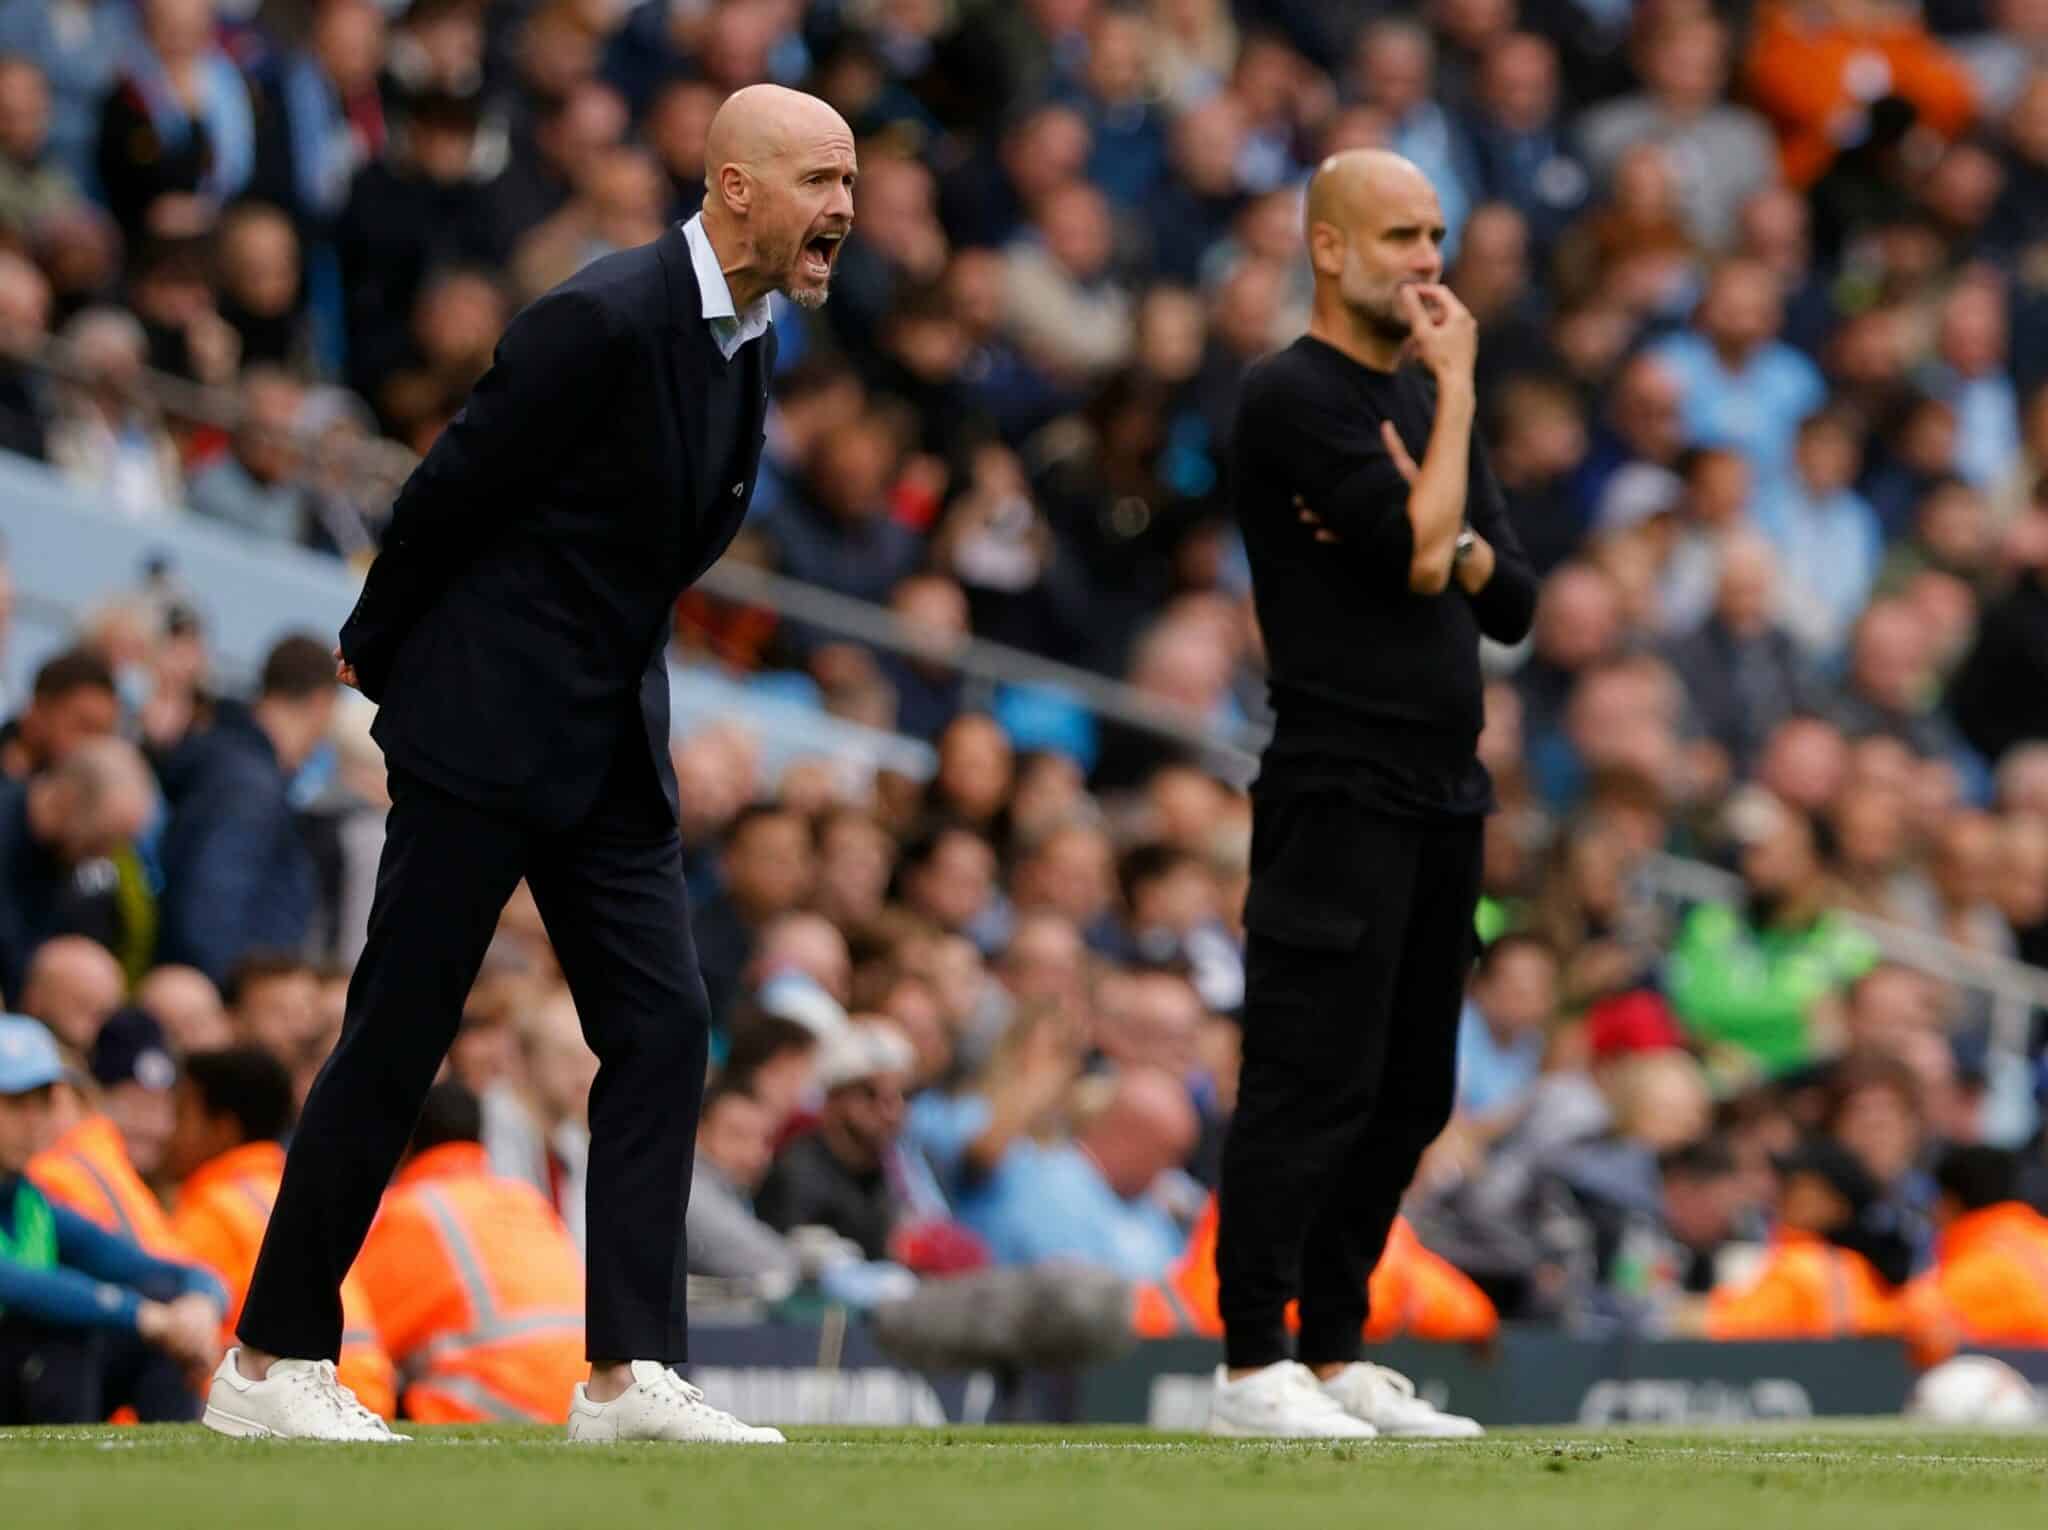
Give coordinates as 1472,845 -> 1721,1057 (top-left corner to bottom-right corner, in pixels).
6,1423 -> 2047,1529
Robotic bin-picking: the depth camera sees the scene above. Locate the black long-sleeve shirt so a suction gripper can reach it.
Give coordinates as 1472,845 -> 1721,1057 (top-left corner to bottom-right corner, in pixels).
1231,336 -> 1538,817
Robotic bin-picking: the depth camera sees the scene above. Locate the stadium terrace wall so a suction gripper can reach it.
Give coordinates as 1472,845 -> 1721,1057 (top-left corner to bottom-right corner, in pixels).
685,1321 -> 2048,1428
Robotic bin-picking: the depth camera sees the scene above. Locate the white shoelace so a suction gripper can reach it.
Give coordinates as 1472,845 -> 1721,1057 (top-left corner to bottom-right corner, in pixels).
1352,1363 -> 1417,1400
1270,1362 -> 1359,1415
287,1360 -> 390,1435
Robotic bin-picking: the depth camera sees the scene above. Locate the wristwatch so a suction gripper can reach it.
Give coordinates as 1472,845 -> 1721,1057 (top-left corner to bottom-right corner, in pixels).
1453,529 -> 1478,564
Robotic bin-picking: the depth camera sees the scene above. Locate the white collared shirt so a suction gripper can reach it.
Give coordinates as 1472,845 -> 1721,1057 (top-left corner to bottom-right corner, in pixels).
681,213 -> 773,361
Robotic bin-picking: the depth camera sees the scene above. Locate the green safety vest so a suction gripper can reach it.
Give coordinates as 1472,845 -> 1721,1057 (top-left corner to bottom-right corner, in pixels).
0,1178 -> 59,1316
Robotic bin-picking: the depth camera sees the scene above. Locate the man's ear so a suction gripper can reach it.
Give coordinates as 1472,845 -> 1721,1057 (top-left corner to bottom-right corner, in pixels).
1308,221 -> 1344,280
717,163 -> 752,216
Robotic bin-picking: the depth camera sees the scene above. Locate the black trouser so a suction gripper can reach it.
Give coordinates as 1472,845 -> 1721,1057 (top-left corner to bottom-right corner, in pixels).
238,740 -> 710,1365
0,1317 -> 200,1424
1216,788 -> 1482,1370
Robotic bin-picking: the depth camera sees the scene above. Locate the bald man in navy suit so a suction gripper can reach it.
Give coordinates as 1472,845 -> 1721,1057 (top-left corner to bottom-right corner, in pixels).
204,86 -> 857,1444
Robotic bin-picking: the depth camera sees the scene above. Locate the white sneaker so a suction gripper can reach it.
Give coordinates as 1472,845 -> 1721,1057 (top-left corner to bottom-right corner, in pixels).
566,1361 -> 786,1444
1320,1362 -> 1484,1438
203,1349 -> 410,1442
1206,1362 -> 1379,1439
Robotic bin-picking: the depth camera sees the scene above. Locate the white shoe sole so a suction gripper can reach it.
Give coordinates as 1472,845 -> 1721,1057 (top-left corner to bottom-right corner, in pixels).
1206,1417 -> 1376,1440
201,1402 -> 276,1439
203,1400 -> 408,1443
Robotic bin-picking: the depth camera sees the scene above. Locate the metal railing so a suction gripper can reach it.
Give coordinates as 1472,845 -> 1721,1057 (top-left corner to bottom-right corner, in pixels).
19,332 -> 2048,1047
9,336 -> 1266,784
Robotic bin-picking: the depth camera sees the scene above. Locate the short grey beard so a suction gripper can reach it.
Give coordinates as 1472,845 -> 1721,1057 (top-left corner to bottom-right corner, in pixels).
785,283 -> 828,311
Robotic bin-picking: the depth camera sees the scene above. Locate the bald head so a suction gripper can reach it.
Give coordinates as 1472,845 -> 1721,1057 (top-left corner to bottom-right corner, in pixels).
1304,149 -> 1432,240
21,936 -> 124,1051
1304,149 -> 1446,347
1077,1066 -> 1199,1199
701,85 -> 856,312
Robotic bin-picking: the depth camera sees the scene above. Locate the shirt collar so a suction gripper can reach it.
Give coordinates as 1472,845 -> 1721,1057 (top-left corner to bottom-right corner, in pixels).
681,213 -> 772,360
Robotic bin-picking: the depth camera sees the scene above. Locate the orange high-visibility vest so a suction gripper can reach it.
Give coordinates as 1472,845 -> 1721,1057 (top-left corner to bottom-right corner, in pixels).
171,1141 -> 398,1419
1903,1203 -> 2048,1367
1132,1197 -> 1498,1344
29,1116 -> 186,1261
355,1141 -> 586,1424
1704,1230 -> 1903,1340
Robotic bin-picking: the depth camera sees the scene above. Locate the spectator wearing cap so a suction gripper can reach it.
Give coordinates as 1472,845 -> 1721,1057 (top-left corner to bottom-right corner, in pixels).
28,1006 -> 184,1257
0,646 -> 117,782
0,1013 -> 226,1424
1683,1135 -> 1906,1339
684,1079 -> 799,1286
1666,790 -> 1878,1079
0,736 -> 156,1004
156,634 -> 338,986
757,1019 -> 926,1262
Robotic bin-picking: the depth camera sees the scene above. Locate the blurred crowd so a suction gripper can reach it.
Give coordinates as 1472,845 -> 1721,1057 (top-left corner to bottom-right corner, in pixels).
6,0 -> 2048,1423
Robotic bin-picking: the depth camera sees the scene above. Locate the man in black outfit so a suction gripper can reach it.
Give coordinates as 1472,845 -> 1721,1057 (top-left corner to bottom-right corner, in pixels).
1209,150 -> 1537,1439
201,85 -> 858,1445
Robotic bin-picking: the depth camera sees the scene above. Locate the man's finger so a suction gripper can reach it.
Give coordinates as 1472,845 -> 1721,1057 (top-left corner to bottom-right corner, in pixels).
1381,419 -> 1420,481
1398,284 -> 1432,328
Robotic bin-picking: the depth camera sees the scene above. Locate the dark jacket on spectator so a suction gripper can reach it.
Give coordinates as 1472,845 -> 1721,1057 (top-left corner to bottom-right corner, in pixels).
1663,618 -> 1813,776
155,702 -> 315,985
1948,573 -> 2048,766
0,776 -> 63,1001
335,157 -> 517,408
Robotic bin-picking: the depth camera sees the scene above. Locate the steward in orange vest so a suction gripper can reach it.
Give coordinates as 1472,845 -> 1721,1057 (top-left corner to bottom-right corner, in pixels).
356,1083 -> 586,1423
164,1047 -> 396,1418
1133,1195 -> 1498,1344
29,1009 -> 185,1260
1904,1146 -> 2048,1367
1702,1137 -> 1902,1340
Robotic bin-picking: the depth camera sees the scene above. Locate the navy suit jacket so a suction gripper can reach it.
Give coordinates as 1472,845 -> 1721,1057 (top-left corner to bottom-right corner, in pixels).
341,223 -> 776,830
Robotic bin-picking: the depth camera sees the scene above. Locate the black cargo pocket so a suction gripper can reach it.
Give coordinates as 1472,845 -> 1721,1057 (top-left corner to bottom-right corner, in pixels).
1241,787 -> 1368,951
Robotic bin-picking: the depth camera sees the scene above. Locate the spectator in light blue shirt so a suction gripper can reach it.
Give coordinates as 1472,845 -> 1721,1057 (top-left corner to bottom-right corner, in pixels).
1918,278 -> 2021,492
1354,18 -> 1480,261
1455,933 -> 1557,1128
955,1066 -> 1196,1282
1754,409 -> 1883,660
1648,258 -> 1826,497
